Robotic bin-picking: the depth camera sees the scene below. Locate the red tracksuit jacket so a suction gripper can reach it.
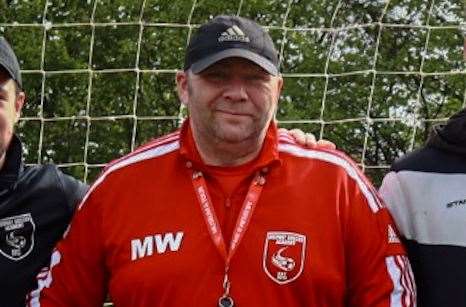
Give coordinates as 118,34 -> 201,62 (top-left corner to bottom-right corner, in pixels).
28,121 -> 416,307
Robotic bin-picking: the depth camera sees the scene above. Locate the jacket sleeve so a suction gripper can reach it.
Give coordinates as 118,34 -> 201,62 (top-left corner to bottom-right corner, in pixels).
379,171 -> 413,242
344,170 -> 416,307
55,167 -> 89,213
26,187 -> 107,307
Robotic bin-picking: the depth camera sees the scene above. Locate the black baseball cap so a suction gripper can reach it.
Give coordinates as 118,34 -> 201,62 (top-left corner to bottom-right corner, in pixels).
185,15 -> 279,75
0,36 -> 22,88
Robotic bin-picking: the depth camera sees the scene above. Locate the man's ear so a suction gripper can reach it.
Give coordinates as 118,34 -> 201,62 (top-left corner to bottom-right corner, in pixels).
276,75 -> 284,95
274,75 -> 284,106
14,91 -> 25,123
176,70 -> 189,106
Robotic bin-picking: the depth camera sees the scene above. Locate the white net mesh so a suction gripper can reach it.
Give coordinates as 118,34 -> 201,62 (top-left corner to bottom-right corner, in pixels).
0,0 -> 464,184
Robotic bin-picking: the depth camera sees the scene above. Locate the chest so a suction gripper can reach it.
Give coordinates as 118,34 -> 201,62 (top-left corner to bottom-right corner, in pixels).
398,172 -> 466,246
0,187 -> 71,304
100,172 -> 348,306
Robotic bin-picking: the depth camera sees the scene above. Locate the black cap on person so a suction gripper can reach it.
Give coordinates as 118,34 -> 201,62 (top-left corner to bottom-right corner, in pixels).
184,15 -> 279,75
0,36 -> 22,88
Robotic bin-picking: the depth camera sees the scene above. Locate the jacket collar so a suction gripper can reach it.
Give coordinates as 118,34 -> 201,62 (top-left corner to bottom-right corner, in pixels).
427,108 -> 466,155
0,134 -> 23,191
179,119 -> 281,174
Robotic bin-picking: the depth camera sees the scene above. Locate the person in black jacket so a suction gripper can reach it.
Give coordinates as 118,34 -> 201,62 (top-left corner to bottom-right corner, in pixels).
0,36 -> 88,307
379,109 -> 466,307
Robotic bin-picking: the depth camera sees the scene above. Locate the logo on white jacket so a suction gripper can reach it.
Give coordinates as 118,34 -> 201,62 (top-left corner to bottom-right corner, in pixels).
0,213 -> 35,261
131,231 -> 184,261
263,231 -> 306,284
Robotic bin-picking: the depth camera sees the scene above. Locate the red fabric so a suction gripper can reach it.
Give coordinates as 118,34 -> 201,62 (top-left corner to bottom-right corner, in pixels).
29,120 -> 415,307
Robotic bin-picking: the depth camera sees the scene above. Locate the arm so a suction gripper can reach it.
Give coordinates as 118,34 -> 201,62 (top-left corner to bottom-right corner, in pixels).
344,171 -> 416,307
27,189 -> 107,307
378,171 -> 412,241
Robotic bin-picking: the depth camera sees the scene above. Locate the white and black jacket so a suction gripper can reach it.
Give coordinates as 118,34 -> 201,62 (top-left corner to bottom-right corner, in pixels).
0,135 -> 88,307
380,109 -> 466,307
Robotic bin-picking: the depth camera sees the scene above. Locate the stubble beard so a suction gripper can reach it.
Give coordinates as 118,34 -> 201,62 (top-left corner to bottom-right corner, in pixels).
187,77 -> 276,164
211,116 -> 256,143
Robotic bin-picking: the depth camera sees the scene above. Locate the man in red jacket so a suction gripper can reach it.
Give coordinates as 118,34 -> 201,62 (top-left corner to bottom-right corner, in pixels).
28,15 -> 415,307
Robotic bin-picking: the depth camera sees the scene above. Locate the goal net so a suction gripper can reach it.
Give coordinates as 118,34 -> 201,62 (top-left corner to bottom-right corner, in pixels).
0,0 -> 464,185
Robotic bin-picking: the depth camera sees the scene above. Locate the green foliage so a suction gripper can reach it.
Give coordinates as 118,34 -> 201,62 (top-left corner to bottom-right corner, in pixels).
190,0 -> 238,24
278,77 -> 325,120
328,26 -> 378,73
139,26 -> 188,70
0,0 -> 462,186
143,0 -> 192,23
333,0 -> 386,27
377,27 -> 427,72
281,29 -> 332,73
137,72 -> 180,116
2,27 -> 43,70
92,25 -> 139,69
286,0 -> 340,28
91,72 -> 136,116
240,0 -> 288,26
324,74 -> 373,120
424,28 -> 466,72
46,0 -> 94,23
87,118 -> 133,164
0,0 -> 45,23
44,27 -> 91,70
94,0 -> 143,23
43,73 -> 88,117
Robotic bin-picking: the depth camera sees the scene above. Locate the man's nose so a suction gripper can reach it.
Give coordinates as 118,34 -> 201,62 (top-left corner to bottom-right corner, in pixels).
223,79 -> 248,102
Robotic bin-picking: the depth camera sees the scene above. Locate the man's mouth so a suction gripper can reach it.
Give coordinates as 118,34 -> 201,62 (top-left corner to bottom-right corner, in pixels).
215,109 -> 250,117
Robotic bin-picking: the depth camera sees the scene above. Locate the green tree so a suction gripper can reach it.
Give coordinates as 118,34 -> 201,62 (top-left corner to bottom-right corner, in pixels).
0,0 -> 463,186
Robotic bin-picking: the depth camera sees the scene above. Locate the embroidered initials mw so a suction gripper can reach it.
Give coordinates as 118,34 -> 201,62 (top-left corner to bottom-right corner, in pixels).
131,231 -> 184,260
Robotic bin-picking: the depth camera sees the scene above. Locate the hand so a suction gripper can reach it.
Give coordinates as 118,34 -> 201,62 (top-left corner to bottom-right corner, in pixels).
279,128 -> 336,150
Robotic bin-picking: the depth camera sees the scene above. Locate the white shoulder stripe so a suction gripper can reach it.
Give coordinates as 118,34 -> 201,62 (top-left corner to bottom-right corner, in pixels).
27,250 -> 62,306
386,256 -> 403,307
108,140 -> 179,174
386,255 -> 417,307
78,140 -> 179,210
278,143 -> 380,213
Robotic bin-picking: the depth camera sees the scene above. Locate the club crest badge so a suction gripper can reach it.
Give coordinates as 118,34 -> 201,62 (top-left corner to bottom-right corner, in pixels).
263,231 -> 306,284
0,213 -> 35,261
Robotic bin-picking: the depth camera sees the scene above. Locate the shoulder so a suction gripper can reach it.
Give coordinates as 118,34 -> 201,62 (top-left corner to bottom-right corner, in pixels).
391,144 -> 466,173
278,131 -> 361,175
20,164 -> 88,213
28,164 -> 85,190
78,132 -> 181,207
103,130 -> 180,176
22,163 -> 65,186
53,167 -> 88,198
278,132 -> 382,213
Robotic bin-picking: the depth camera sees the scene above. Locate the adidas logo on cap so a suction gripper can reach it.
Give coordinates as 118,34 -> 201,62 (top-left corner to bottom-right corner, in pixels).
185,15 -> 279,75
218,25 -> 250,43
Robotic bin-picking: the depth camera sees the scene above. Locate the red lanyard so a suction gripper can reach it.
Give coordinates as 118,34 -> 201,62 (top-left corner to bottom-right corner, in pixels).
189,164 -> 266,305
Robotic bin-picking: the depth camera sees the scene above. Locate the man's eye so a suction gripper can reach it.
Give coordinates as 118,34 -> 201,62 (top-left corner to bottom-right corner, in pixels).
246,74 -> 268,82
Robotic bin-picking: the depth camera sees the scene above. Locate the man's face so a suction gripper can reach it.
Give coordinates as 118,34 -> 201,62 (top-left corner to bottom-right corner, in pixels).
0,70 -> 25,158
176,57 -> 283,145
